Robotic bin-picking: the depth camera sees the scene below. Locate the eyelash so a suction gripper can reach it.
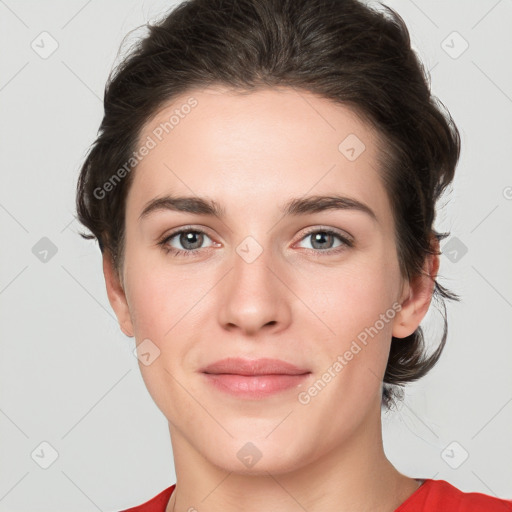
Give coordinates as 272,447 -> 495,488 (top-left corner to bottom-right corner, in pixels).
158,227 -> 354,258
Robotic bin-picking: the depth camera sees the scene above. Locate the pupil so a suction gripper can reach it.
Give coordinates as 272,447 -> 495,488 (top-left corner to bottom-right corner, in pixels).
180,231 -> 203,250
312,232 -> 332,250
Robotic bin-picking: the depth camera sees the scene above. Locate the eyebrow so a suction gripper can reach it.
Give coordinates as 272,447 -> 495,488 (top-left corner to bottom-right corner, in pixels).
138,194 -> 377,222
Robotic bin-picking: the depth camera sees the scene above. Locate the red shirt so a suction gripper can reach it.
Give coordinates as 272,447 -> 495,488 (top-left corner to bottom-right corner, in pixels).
120,479 -> 512,511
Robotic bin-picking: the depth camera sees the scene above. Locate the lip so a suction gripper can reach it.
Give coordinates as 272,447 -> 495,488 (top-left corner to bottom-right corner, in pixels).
200,357 -> 312,399
200,357 -> 310,376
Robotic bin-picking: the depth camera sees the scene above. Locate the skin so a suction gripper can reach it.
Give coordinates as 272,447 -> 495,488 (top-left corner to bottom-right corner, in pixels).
103,86 -> 439,512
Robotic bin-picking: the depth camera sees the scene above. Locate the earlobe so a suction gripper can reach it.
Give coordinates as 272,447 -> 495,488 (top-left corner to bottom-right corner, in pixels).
392,244 -> 440,339
102,252 -> 134,338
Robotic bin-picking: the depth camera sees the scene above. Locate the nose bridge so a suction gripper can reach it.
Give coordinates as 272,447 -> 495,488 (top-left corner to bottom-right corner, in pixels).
233,239 -> 273,288
217,235 -> 291,333
231,235 -> 277,302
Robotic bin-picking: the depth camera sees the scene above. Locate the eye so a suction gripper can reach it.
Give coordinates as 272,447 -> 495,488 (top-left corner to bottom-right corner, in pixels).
159,228 -> 216,256
158,227 -> 352,257
296,229 -> 353,252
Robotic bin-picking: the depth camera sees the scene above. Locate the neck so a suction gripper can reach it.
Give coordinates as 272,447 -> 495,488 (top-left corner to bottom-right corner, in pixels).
165,405 -> 419,512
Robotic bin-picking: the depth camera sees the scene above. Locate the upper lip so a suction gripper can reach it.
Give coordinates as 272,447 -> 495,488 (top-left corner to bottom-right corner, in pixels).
200,357 -> 311,376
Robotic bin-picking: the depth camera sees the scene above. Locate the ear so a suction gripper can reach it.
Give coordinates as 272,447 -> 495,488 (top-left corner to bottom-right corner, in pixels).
392,238 -> 440,338
102,252 -> 134,337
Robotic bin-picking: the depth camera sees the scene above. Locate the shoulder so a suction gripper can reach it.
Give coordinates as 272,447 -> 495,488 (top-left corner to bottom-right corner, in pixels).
397,479 -> 512,512
118,484 -> 176,512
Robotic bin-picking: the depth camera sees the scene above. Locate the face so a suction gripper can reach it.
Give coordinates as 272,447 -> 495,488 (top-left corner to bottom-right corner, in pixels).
105,86 -> 432,475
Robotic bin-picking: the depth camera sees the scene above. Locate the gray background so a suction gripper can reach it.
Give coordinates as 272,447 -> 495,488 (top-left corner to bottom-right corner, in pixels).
0,0 -> 511,510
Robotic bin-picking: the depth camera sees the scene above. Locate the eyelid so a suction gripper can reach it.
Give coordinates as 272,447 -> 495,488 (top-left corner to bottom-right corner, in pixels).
158,225 -> 221,253
293,225 -> 354,247
158,225 -> 354,256
159,225 -> 218,242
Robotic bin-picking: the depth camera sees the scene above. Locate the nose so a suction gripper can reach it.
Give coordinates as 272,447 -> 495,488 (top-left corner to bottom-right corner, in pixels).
217,244 -> 292,336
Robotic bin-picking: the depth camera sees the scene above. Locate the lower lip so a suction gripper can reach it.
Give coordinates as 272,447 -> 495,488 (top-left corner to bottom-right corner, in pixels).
202,373 -> 311,399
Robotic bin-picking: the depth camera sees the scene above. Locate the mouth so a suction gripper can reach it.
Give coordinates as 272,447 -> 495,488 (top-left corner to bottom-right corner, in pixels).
200,357 -> 312,399
202,373 -> 311,399
200,357 -> 310,375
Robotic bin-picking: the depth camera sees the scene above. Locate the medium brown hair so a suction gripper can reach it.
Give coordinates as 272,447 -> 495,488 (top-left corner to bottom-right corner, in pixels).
76,0 -> 461,407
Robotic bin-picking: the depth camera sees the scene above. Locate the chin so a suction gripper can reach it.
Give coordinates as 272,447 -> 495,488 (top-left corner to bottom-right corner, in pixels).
202,434 -> 311,476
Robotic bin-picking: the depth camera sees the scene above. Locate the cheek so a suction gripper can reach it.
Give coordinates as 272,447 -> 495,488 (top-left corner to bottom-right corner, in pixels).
293,252 -> 401,394
123,244 -> 206,339
125,272 -> 170,338
299,253 -> 400,337
122,254 -> 204,416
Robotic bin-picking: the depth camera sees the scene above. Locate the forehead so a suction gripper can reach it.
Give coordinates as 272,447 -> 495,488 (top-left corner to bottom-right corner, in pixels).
129,86 -> 390,221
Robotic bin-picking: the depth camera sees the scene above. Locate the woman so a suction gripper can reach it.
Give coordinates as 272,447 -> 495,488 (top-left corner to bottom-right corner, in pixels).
76,0 -> 512,510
